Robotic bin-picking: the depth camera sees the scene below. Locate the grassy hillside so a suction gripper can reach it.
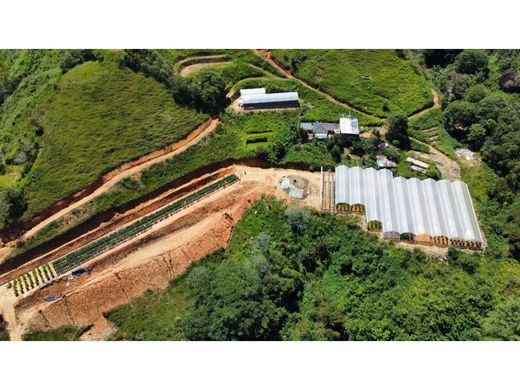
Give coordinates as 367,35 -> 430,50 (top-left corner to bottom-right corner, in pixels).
106,197 -> 520,341
232,77 -> 382,126
2,56 -> 208,220
271,49 -> 433,117
186,62 -> 268,90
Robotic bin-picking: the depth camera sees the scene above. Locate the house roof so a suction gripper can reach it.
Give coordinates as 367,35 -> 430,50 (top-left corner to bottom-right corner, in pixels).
339,117 -> 360,135
313,122 -> 338,133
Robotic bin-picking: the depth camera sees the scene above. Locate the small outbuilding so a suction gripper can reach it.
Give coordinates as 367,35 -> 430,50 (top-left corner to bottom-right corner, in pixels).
300,116 -> 360,140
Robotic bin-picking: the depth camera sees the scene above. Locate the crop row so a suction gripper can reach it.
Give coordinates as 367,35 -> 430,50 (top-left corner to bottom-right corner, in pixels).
52,174 -> 239,275
7,263 -> 57,297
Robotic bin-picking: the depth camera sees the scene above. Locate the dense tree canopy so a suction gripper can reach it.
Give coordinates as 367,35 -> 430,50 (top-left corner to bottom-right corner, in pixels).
454,50 -> 489,75
387,114 -> 411,149
108,198 -> 520,341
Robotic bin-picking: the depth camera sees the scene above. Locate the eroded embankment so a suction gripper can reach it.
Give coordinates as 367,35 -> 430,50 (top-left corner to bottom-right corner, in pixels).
0,158 -> 276,281
12,181 -> 266,339
0,118 -> 217,244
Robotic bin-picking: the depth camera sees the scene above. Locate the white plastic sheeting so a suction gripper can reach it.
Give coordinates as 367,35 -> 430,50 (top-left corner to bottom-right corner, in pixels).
334,166 -> 482,244
239,88 -> 266,96
239,92 -> 299,105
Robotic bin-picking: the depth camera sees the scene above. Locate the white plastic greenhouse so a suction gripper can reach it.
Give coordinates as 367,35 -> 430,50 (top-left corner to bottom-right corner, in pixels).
334,166 -> 483,248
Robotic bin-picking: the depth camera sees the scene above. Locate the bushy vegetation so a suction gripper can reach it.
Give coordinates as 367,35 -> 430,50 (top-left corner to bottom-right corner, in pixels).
23,325 -> 87,341
271,50 -> 433,117
426,49 -> 520,259
106,197 -> 520,341
0,50 -> 208,224
0,314 -> 9,340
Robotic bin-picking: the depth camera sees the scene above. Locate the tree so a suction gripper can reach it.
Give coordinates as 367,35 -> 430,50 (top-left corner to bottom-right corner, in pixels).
330,145 -> 342,163
476,93 -> 507,122
187,71 -> 227,115
386,114 -> 410,150
443,100 -> 475,134
467,123 -> 486,150
464,84 -> 489,103
271,140 -> 286,161
0,188 -> 27,229
421,49 -> 462,67
284,207 -> 310,233
182,262 -> 282,340
454,50 -> 489,74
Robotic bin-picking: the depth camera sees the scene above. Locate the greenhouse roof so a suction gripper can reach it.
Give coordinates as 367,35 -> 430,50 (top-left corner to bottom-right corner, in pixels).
334,166 -> 482,243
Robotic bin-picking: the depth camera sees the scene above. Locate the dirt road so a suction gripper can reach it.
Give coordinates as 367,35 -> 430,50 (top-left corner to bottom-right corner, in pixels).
255,50 -> 379,119
409,89 -> 441,120
1,118 -> 220,259
0,165 -> 321,340
180,61 -> 232,77
410,138 -> 461,180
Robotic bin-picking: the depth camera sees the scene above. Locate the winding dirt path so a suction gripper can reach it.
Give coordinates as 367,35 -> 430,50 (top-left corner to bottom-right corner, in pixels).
255,50 -> 380,120
180,61 -> 232,77
409,89 -> 441,120
3,118 -> 220,254
410,137 -> 461,180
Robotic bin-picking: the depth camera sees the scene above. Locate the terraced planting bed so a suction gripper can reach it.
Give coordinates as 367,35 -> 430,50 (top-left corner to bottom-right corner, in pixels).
4,175 -> 239,296
51,174 -> 239,275
8,263 -> 57,297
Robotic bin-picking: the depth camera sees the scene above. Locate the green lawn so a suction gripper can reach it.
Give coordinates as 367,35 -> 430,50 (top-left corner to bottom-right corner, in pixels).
271,49 -> 433,117
20,60 -> 207,219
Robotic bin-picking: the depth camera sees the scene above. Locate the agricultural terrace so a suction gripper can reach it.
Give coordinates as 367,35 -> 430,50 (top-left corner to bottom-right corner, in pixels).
271,49 -> 433,117
5,175 -> 239,296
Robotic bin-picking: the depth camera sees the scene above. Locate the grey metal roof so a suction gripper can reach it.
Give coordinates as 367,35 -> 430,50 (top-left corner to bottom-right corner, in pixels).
334,165 -> 482,243
300,122 -> 314,131
313,122 -> 338,133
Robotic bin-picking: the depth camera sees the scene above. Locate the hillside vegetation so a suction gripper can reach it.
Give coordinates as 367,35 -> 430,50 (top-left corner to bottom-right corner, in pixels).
107,197 -> 520,341
271,49 -> 433,117
22,60 -> 207,218
0,50 -> 208,226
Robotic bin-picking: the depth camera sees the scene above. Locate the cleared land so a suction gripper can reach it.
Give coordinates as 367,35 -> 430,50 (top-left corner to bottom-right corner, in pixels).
0,165 -> 322,340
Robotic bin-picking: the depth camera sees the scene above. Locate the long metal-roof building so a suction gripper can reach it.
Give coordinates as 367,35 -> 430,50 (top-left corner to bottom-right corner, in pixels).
238,89 -> 299,110
334,165 -> 482,248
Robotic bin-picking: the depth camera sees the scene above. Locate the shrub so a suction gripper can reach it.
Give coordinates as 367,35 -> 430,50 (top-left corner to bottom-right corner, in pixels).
464,84 -> 490,103
454,50 -> 489,75
387,114 -> 411,150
